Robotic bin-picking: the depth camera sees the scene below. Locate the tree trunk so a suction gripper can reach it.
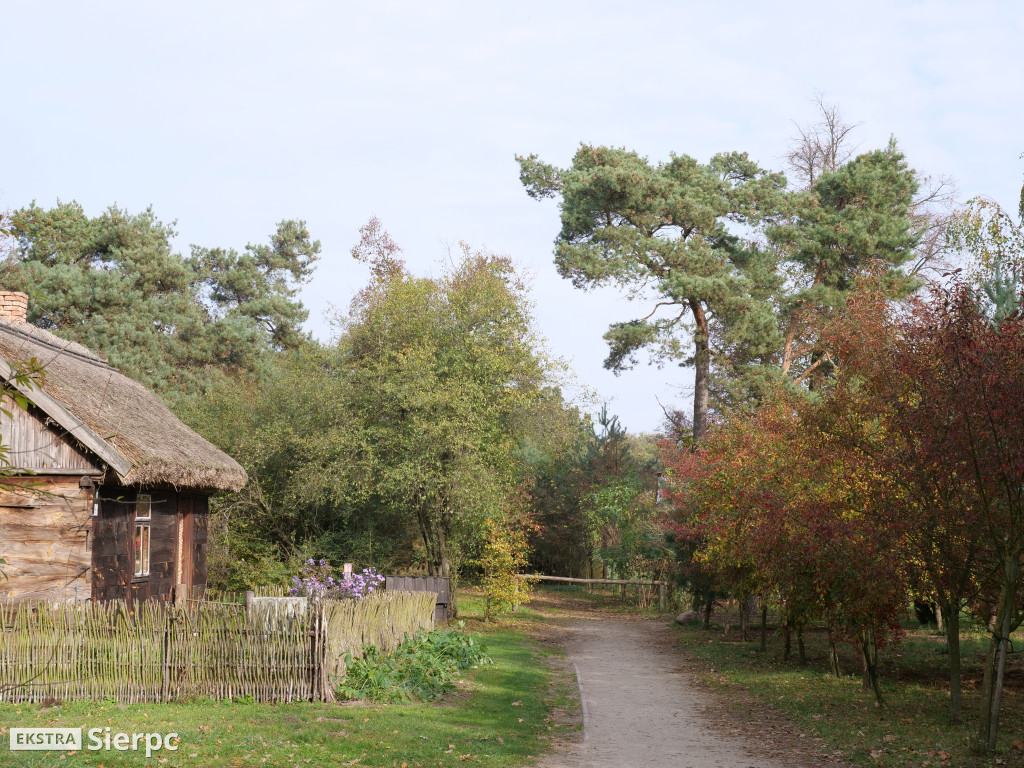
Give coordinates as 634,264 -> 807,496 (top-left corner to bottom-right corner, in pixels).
935,603 -> 944,633
977,631 -> 999,749
740,596 -> 749,642
941,598 -> 962,723
980,556 -> 1020,750
741,595 -> 757,642
860,627 -> 883,704
438,539 -> 458,619
691,301 -> 709,442
828,632 -> 841,677
759,605 -> 768,652
703,594 -> 714,630
797,625 -> 807,666
783,623 -> 792,662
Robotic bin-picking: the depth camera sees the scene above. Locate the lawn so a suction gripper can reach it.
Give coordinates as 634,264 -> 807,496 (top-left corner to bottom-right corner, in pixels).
0,597 -> 576,768
675,615 -> 1024,768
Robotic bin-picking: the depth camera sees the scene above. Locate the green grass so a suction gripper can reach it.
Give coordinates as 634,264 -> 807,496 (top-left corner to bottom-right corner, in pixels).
0,617 -> 571,767
675,619 -> 1024,768
471,580 -> 672,617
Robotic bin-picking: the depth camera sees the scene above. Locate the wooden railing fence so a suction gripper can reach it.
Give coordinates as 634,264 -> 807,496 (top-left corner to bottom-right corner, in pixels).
0,590 -> 436,704
516,573 -> 671,613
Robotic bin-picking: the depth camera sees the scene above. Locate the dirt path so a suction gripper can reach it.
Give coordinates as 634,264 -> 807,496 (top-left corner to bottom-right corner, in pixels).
536,615 -> 838,768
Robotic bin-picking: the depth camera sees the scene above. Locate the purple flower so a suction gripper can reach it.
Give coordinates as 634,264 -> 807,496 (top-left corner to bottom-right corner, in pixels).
287,562 -> 385,600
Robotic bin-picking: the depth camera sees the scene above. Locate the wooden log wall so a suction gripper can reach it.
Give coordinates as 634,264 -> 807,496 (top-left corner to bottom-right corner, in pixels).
0,477 -> 92,602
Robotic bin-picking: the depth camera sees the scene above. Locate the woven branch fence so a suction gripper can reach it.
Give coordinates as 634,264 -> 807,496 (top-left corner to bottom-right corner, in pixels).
204,585 -> 290,601
0,590 -> 436,704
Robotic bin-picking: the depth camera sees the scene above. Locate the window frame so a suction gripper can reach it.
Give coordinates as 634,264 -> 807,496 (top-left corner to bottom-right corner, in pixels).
133,493 -> 152,579
135,493 -> 152,521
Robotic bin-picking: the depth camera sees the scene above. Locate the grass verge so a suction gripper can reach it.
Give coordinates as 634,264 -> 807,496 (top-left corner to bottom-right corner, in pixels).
0,618 -> 570,767
675,620 -> 1024,768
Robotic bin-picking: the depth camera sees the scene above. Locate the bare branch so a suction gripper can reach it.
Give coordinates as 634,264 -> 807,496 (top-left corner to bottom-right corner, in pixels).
786,95 -> 861,189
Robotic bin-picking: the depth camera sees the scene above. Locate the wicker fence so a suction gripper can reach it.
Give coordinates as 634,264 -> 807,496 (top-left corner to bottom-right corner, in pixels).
0,590 -> 436,704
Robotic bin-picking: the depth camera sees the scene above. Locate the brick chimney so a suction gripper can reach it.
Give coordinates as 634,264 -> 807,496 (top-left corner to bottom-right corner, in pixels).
0,291 -> 28,323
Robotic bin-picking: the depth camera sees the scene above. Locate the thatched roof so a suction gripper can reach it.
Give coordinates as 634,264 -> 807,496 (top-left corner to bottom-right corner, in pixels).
0,318 -> 247,493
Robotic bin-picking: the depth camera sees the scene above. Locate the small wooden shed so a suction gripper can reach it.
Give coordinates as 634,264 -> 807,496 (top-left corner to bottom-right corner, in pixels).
0,292 -> 247,604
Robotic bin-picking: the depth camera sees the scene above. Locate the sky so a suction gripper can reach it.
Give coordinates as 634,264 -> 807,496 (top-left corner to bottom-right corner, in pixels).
2,1 -> 1022,433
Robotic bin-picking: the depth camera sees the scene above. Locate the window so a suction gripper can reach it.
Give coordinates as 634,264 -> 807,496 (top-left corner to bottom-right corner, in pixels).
134,494 -> 152,578
134,524 -> 150,577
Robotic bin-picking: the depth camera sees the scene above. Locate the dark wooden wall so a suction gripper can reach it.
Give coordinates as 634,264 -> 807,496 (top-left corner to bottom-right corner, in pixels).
91,487 -> 137,602
0,477 -> 91,602
129,490 -> 177,604
192,495 -> 209,598
90,488 -> 210,604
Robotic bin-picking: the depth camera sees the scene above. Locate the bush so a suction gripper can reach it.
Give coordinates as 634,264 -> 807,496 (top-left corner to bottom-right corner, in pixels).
339,624 -> 492,702
479,519 -> 533,621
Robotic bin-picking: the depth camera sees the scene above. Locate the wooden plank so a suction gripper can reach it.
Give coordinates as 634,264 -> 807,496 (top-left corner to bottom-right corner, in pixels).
0,395 -> 101,473
4,468 -> 104,476
516,574 -> 669,586
91,488 -> 131,602
192,497 -> 209,598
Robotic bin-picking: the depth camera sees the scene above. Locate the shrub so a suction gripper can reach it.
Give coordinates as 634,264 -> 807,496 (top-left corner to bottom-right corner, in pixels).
479,519 -> 533,621
339,624 -> 492,702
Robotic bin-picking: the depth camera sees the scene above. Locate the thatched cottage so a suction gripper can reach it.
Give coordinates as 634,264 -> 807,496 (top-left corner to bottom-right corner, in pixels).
0,291 -> 247,604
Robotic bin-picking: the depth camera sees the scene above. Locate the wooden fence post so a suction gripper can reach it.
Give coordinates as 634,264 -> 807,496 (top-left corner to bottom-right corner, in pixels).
245,590 -> 255,617
658,582 -> 667,614
309,602 -> 332,702
318,605 -> 328,702
161,606 -> 172,702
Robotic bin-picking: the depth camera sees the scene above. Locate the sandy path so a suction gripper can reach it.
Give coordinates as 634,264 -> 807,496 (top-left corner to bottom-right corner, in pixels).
537,616 -> 798,768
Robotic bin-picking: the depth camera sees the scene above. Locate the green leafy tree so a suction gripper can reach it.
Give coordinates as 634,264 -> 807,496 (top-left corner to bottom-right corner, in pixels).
181,220 -> 579,598
767,140 -> 921,388
577,409 -> 669,589
332,220 -> 569,613
177,344 -> 418,590
520,128 -> 924,436
1,201 -> 319,396
946,185 -> 1024,324
523,419 -> 592,578
518,147 -> 787,440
